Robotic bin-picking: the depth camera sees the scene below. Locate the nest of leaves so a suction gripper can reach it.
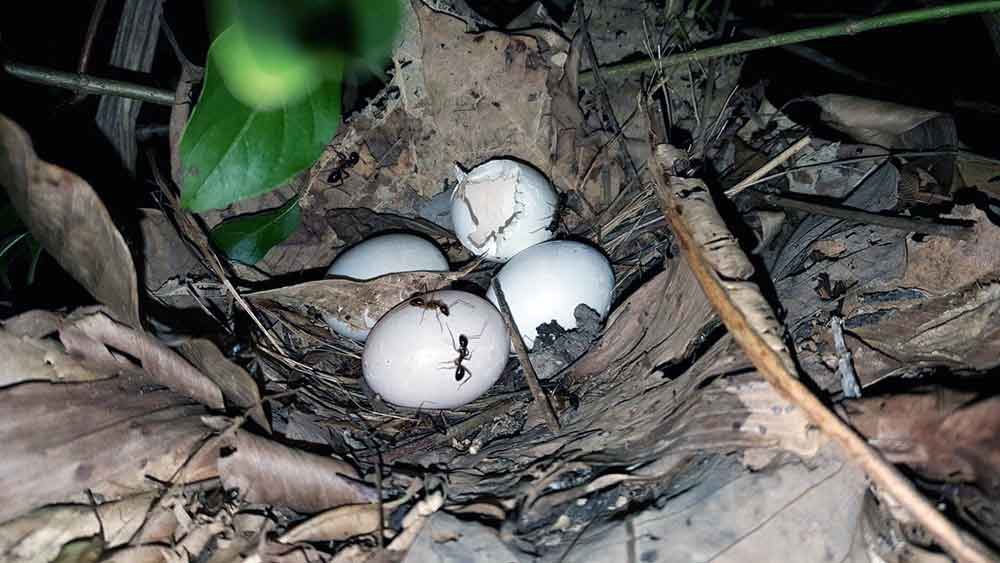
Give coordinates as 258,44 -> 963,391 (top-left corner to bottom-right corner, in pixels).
4,1 -> 1000,562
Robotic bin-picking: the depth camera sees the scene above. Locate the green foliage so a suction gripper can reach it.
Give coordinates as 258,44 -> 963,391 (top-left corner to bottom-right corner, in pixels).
182,0 -> 401,259
209,198 -> 301,264
179,26 -> 343,212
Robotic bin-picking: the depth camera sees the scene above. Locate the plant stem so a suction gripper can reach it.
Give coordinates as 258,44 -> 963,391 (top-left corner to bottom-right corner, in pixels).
2,60 -> 175,105
580,1 -> 1000,85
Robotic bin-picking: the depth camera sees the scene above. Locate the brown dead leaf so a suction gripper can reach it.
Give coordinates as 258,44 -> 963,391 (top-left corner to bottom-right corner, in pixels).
177,338 -> 268,431
897,205 -> 1000,294
0,115 -> 141,329
0,373 -> 214,522
218,430 -> 376,513
847,388 -> 1000,498
248,270 -> 464,334
280,503 -> 380,543
138,208 -> 209,298
0,329 -> 107,386
60,312 -> 224,409
1,309 -> 63,338
0,492 -> 173,563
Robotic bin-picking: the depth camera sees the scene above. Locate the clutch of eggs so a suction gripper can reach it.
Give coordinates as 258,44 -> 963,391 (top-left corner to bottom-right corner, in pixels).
323,233 -> 449,341
451,159 -> 559,262
362,290 -> 510,409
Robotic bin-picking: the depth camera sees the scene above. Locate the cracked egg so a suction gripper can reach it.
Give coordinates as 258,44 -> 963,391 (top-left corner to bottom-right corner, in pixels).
450,159 -> 559,262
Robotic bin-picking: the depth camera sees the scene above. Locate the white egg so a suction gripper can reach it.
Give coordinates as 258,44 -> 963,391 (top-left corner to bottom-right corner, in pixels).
486,240 -> 614,349
324,233 -> 449,341
451,159 -> 559,262
362,290 -> 510,409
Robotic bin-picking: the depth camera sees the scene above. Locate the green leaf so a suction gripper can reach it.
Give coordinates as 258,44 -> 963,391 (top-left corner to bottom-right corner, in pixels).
209,198 -> 301,265
179,25 -> 343,212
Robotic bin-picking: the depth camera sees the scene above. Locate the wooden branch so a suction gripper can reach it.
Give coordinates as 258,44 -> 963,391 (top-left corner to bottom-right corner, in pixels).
490,279 -> 561,433
581,1 -> 1000,85
649,143 -> 997,563
727,135 -> 811,196
756,193 -> 971,240
3,61 -> 175,105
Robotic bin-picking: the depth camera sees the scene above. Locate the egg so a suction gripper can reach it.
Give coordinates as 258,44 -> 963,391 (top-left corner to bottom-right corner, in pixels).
324,233 -> 449,341
451,159 -> 559,262
486,240 -> 614,349
362,290 -> 510,409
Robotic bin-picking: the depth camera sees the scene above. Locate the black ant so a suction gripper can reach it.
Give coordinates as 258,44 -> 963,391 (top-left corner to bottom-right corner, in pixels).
444,331 -> 473,387
326,150 -> 360,186
408,297 -> 451,316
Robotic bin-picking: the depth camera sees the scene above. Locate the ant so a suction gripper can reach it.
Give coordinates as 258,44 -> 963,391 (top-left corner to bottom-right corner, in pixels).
409,296 -> 452,333
444,330 -> 473,387
326,150 -> 360,186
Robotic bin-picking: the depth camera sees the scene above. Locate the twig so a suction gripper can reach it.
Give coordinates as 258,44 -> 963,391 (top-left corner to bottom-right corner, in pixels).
68,0 -> 109,105
755,192 -> 971,240
649,144 -> 998,563
490,280 -> 561,433
3,60 -> 175,105
580,1 -> 1000,85
829,316 -> 861,399
727,135 -> 811,196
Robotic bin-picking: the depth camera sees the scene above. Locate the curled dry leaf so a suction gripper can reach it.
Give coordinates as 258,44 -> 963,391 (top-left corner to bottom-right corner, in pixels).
0,328 -> 106,387
248,270 -> 466,335
100,544 -> 184,563
61,312 -> 224,410
0,373 -> 214,522
0,492 -> 174,563
176,338 -> 268,431
280,503 -> 381,543
0,115 -> 141,329
1,309 -> 63,338
218,430 -> 376,514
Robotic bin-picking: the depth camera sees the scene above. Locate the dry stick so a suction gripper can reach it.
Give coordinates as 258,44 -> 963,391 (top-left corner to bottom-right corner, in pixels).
650,150 -> 997,563
726,135 -> 812,196
756,192 -> 971,240
2,60 -> 175,105
580,1 -> 1000,86
490,280 -> 561,433
71,0 -> 109,102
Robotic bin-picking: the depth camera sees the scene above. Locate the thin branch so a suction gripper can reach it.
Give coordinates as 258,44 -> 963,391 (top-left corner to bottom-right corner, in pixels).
490,279 -> 561,433
580,1 -> 1000,85
2,60 -> 175,105
755,192 -> 971,240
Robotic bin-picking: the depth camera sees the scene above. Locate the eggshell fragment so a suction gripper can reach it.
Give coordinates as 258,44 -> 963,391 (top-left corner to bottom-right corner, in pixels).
486,240 -> 614,349
451,159 -> 559,262
362,290 -> 510,409
324,234 -> 449,341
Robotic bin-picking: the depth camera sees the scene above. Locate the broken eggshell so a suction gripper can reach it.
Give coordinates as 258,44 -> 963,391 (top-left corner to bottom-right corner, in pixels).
323,233 -> 449,341
362,290 -> 510,409
487,240 -> 614,349
451,159 -> 559,262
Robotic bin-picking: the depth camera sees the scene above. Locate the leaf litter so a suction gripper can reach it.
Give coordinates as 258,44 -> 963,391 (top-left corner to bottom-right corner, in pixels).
3,1 -> 1000,562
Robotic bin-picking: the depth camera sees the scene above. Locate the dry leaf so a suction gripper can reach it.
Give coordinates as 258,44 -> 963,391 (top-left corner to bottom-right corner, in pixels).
280,503 -> 381,543
401,512 -> 521,563
248,270 -> 464,334
60,312 -> 224,409
100,545 -> 184,563
1,310 -> 64,338
138,208 -> 209,299
218,430 -> 376,513
0,329 -> 106,386
0,373 -> 214,522
177,338 -> 268,431
0,115 -> 141,329
847,389 -> 1000,498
